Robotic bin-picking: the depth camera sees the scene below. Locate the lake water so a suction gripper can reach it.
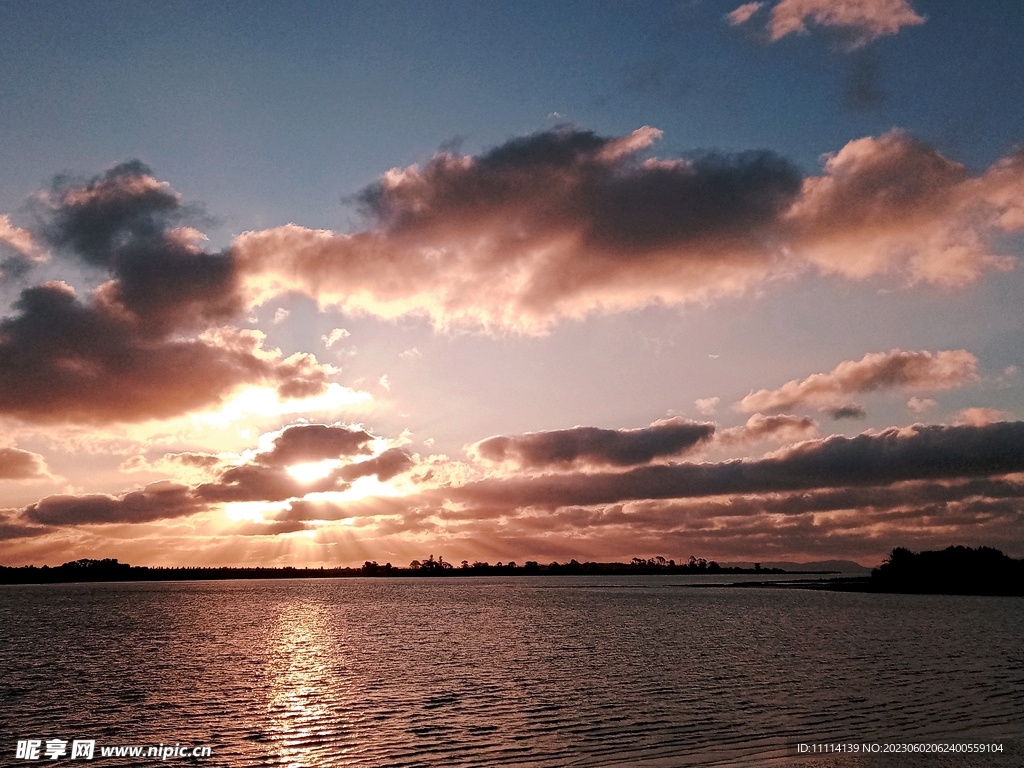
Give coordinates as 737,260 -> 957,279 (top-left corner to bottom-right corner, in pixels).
2,576 -> 1022,767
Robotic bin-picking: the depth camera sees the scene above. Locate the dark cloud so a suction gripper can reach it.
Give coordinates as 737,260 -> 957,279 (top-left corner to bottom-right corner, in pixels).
0,164 -> 335,423
0,282 -> 329,422
362,126 -> 801,255
235,126 -> 804,331
230,520 -> 310,536
196,465 -> 317,504
24,482 -> 204,525
0,511 -> 52,541
471,418 -> 714,469
257,424 -> 374,467
829,405 -> 867,420
36,161 -> 241,335
448,422 -> 1024,510
236,128 -> 1023,332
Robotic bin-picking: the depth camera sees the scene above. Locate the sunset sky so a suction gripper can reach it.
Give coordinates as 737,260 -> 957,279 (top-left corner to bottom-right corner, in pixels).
2,0 -> 1023,568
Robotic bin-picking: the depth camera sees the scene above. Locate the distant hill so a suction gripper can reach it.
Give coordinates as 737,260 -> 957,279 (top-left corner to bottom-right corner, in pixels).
721,559 -> 871,574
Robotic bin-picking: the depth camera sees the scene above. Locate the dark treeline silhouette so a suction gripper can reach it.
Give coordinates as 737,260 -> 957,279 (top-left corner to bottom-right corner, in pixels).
0,554 -> 788,584
868,545 -> 1024,596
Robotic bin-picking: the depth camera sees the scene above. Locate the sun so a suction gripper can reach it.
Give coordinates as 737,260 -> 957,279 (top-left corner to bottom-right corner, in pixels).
286,460 -> 338,483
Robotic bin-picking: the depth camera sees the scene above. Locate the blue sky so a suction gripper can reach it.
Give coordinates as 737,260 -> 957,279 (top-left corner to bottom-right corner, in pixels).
1,0 -> 1023,567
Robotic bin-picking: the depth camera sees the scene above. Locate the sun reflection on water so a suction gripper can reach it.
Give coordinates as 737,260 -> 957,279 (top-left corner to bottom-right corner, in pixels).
266,600 -> 353,767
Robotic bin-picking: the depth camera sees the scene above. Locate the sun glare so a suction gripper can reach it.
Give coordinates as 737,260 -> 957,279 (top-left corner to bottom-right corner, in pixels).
224,500 -> 290,522
287,460 -> 338,483
195,384 -> 372,428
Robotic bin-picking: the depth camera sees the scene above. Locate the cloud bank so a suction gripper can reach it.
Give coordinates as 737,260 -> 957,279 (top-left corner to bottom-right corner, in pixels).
5,127 -> 1020,376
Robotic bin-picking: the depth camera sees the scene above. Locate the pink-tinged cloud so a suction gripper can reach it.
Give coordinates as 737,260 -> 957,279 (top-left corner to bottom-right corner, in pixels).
233,128 -> 1021,333
233,126 -> 804,332
954,407 -> 1010,427
755,0 -> 925,48
469,418 -> 714,470
907,396 -> 937,414
715,413 -> 818,446
726,3 -> 764,26
0,447 -> 49,480
737,349 -> 978,415
4,136 -> 1022,425
0,215 -> 37,257
787,131 -> 1019,285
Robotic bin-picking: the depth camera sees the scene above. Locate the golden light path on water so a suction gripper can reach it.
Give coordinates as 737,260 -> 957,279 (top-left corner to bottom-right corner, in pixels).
266,602 -> 359,767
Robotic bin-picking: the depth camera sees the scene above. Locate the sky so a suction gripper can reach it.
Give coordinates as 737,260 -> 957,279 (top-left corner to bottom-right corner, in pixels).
1,0 -> 1023,568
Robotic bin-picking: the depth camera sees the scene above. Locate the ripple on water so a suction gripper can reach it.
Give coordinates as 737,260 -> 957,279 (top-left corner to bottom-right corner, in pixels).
1,578 -> 1022,767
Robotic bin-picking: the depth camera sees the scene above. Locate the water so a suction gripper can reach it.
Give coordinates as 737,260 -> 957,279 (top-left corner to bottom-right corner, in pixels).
2,577 -> 1022,767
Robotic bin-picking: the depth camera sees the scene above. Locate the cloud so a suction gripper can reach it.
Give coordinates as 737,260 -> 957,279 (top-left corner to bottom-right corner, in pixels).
255,424 -> 374,466
729,0 -> 925,49
0,447 -> 50,480
233,128 -> 1022,333
954,407 -> 1010,427
0,214 -> 45,281
0,215 -> 38,258
8,420 -> 1024,564
0,163 -> 338,423
13,423 -> 411,526
338,448 -> 414,482
447,422 -> 1024,511
4,135 -> 1022,428
234,126 -> 804,332
737,349 -> 978,414
907,396 -> 936,414
828,405 -> 867,420
715,413 -> 818,446
786,131 -> 1020,285
0,283 -> 335,422
694,397 -> 720,416
469,418 -> 714,470
726,3 -> 764,26
35,161 -> 243,335
24,481 -> 204,525
321,328 -> 350,347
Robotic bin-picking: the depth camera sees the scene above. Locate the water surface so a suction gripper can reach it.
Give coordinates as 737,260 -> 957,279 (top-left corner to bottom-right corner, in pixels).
2,577 -> 1022,766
